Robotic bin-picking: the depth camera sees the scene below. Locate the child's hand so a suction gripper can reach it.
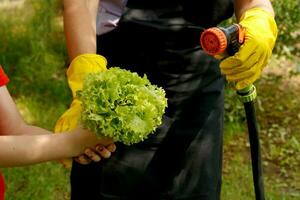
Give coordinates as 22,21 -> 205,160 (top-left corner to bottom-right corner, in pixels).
75,143 -> 116,165
70,127 -> 116,164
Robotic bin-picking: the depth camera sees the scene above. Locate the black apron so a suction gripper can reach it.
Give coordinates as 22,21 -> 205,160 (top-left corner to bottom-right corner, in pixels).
71,2 -> 231,199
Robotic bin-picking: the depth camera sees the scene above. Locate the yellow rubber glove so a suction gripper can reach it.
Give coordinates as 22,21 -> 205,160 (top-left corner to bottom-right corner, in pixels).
220,7 -> 278,90
54,54 -> 107,167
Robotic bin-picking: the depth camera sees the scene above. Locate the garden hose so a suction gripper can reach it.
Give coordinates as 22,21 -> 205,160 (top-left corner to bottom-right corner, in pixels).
200,24 -> 265,200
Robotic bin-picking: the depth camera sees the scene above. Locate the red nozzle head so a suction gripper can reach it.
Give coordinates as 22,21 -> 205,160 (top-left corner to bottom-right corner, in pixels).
200,27 -> 227,56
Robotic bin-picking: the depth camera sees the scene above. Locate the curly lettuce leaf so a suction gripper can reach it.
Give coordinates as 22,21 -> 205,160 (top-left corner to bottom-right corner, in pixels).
77,67 -> 167,145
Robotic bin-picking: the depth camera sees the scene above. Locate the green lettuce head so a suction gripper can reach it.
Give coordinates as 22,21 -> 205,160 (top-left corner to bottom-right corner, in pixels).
77,67 -> 167,145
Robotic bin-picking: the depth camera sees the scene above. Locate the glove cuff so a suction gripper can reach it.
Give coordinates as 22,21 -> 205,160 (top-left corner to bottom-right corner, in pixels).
240,7 -> 273,21
67,54 -> 107,97
239,7 -> 277,37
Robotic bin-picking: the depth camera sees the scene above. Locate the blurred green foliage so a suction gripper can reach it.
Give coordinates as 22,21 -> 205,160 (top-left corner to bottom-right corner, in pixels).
272,0 -> 300,57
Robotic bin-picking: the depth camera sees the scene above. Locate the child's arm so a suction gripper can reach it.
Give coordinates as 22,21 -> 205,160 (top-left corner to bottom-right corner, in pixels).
0,86 -> 54,136
0,67 -> 114,166
0,127 -> 108,167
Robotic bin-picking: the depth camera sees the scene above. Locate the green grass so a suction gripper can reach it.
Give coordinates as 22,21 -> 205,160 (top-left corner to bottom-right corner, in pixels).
3,163 -> 70,200
222,131 -> 300,200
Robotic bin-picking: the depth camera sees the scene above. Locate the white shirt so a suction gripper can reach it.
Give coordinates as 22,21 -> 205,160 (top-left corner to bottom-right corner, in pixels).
96,0 -> 128,35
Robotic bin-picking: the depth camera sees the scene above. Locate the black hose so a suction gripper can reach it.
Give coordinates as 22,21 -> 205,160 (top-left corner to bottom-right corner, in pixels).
243,101 -> 265,200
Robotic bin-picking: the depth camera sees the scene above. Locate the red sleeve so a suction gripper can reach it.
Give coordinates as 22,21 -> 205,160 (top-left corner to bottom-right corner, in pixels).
0,66 -> 9,87
0,173 -> 5,200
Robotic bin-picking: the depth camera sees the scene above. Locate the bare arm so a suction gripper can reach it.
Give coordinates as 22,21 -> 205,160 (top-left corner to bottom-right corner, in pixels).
0,86 -> 51,136
0,127 -> 109,167
63,0 -> 100,60
234,0 -> 274,20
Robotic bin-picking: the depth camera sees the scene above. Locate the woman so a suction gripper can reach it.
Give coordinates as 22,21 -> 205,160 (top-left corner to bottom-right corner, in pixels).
62,0 -> 277,199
